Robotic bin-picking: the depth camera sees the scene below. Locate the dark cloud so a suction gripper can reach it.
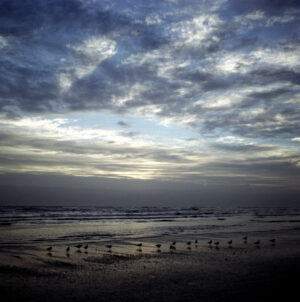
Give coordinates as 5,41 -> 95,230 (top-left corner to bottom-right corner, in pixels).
250,68 -> 300,86
117,120 -> 130,127
220,0 -> 300,16
210,143 -> 275,153
1,171 -> 299,207
0,0 -> 169,114
247,88 -> 292,100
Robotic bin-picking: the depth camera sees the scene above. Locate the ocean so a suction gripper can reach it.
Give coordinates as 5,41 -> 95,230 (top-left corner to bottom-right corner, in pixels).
1,206 -> 300,255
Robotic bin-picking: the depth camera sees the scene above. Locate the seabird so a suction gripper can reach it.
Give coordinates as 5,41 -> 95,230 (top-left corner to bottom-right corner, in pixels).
136,243 -> 143,247
187,241 -> 191,246
228,240 -> 232,245
66,246 -> 70,253
156,244 -> 161,249
75,244 -> 82,249
269,239 -> 276,243
84,244 -> 88,250
47,246 -> 52,252
106,244 -> 112,250
172,241 -> 176,246
169,244 -> 176,250
254,240 -> 260,245
214,241 -> 219,246
243,236 -> 248,241
208,240 -> 212,245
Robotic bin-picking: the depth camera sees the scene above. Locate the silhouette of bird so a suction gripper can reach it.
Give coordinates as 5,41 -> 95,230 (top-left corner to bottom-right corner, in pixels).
47,246 -> 52,252
269,239 -> 276,244
172,241 -> 176,246
84,244 -> 88,250
66,246 -> 70,253
187,241 -> 191,246
156,244 -> 161,249
254,240 -> 260,246
208,240 -> 212,245
136,243 -> 142,247
195,239 -> 198,244
75,244 -> 82,249
106,244 -> 112,250
243,236 -> 248,241
169,244 -> 176,250
228,240 -> 232,245
214,241 -> 219,246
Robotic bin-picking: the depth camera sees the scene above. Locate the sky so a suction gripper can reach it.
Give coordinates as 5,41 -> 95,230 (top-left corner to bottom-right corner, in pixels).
0,0 -> 300,207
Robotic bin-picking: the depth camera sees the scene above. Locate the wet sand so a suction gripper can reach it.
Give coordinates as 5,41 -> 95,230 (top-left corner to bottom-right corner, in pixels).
1,234 -> 300,302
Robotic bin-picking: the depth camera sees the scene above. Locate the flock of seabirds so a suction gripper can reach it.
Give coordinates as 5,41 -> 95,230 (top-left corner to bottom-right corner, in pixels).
46,237 -> 277,255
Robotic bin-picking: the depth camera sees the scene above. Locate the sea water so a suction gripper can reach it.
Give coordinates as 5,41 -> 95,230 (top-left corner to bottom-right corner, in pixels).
0,206 -> 299,253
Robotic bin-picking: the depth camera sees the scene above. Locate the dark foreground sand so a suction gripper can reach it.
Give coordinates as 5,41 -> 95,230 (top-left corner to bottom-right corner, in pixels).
1,239 -> 299,302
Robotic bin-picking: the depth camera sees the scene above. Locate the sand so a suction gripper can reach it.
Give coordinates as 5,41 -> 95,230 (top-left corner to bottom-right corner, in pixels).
1,235 -> 300,302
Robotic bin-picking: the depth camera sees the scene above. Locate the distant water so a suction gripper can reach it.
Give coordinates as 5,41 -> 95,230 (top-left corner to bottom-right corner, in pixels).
0,206 -> 300,249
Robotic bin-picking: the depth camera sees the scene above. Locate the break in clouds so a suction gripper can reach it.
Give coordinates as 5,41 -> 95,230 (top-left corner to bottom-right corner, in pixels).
0,0 -> 299,205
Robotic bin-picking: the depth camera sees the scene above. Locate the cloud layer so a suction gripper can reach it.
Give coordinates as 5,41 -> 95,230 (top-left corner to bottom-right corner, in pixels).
0,0 -> 299,205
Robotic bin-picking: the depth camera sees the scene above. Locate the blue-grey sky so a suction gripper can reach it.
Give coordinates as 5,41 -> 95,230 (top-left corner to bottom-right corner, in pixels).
0,0 -> 299,206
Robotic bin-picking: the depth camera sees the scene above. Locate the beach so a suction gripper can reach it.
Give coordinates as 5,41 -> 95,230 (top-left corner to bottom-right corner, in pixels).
0,206 -> 300,301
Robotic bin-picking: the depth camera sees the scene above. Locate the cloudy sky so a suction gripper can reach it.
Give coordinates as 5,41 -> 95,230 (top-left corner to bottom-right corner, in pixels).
0,0 -> 300,206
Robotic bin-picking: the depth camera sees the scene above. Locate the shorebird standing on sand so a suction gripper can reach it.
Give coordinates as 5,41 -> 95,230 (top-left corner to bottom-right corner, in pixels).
208,240 -> 212,245
228,240 -> 232,246
66,246 -> 70,253
47,246 -> 52,252
84,244 -> 88,251
136,243 -> 143,252
243,236 -> 248,241
106,244 -> 112,251
172,241 -> 176,246
254,240 -> 260,247
156,244 -> 161,249
75,244 -> 82,250
269,239 -> 276,244
169,244 -> 176,251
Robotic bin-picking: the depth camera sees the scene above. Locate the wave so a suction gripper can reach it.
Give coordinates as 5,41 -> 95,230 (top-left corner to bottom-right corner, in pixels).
0,206 -> 299,226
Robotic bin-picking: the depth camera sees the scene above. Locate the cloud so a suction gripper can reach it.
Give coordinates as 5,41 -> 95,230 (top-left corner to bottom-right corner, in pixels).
211,143 -> 275,153
58,36 -> 117,92
117,120 -> 130,127
0,0 -> 299,200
